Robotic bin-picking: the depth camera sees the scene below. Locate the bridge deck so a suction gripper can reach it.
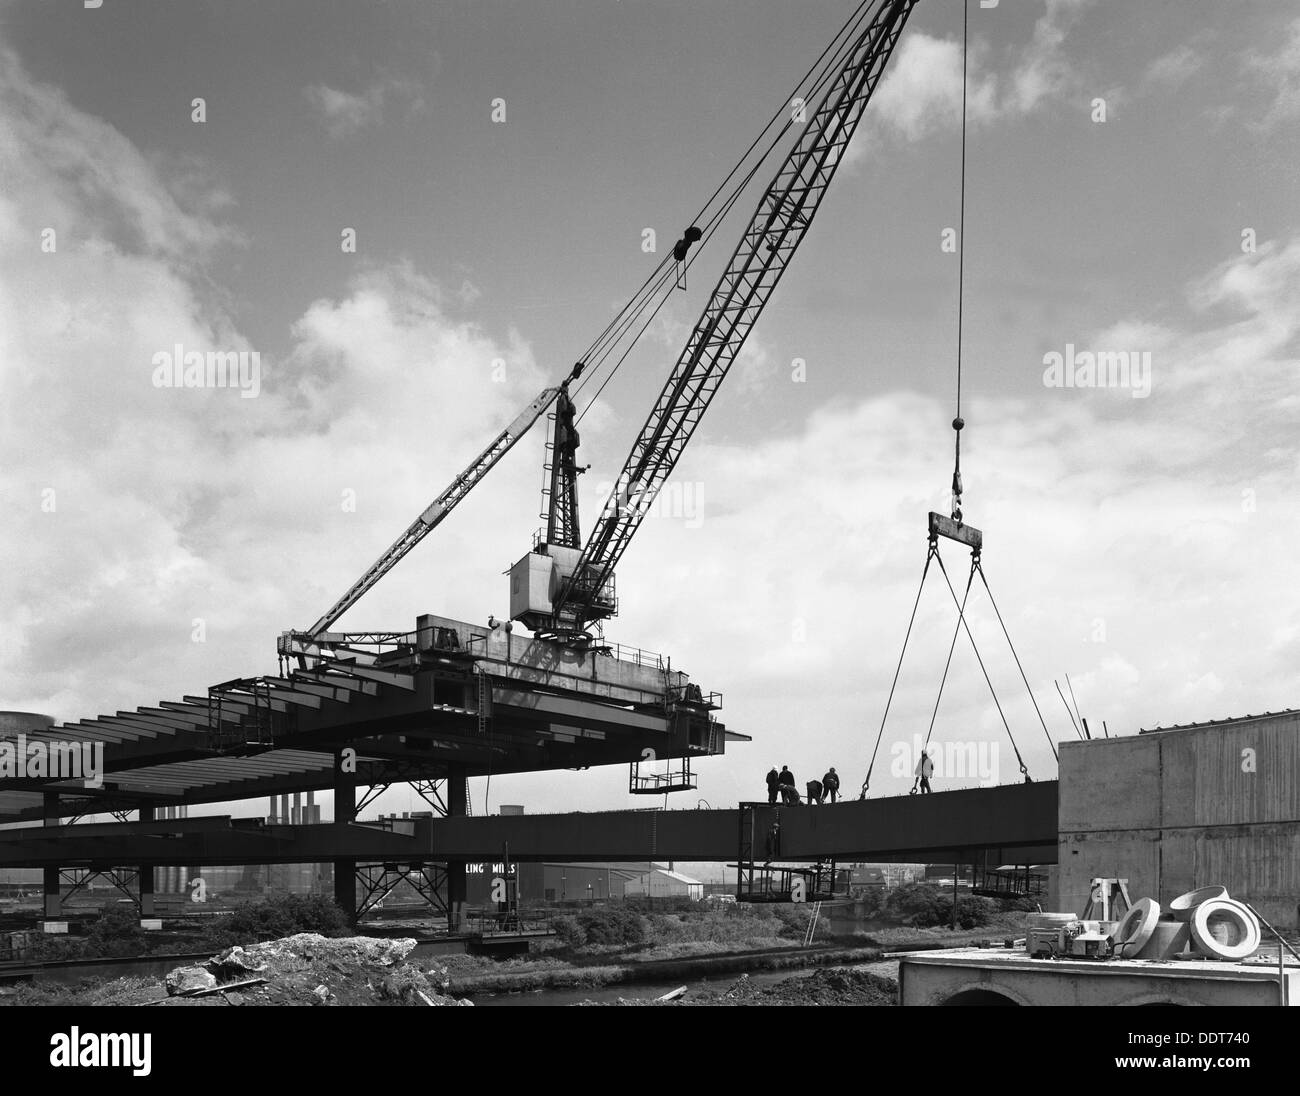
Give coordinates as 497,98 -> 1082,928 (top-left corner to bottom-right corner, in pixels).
0,782 -> 1058,868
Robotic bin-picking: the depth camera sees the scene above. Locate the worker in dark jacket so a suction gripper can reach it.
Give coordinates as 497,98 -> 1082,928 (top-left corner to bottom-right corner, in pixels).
822,768 -> 840,803
765,766 -> 780,804
778,765 -> 798,805
806,778 -> 823,805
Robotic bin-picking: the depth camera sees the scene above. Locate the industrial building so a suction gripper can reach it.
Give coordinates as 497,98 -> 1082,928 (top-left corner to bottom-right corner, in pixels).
464,861 -> 704,904
1058,710 -> 1300,927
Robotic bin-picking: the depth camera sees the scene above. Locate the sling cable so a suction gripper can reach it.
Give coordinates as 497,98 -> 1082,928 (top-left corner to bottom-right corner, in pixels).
859,0 -> 1057,800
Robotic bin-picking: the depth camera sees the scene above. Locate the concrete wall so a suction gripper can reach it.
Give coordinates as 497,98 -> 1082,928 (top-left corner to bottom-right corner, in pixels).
1059,713 -> 1300,927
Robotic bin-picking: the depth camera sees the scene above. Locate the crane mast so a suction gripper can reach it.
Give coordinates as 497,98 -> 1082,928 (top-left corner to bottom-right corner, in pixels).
533,0 -> 920,638
296,369 -> 581,643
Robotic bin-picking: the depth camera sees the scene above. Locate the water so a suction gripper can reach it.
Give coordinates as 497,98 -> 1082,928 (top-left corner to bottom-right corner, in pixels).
469,958 -> 901,1006
470,966 -> 807,1007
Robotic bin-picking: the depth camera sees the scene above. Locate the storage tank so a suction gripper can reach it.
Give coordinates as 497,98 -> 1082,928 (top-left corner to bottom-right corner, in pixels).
0,711 -> 55,735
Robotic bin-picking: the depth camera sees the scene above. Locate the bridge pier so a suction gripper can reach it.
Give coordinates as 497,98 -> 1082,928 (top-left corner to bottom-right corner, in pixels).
447,764 -> 467,933
139,864 -> 155,917
332,748 -> 357,925
42,792 -> 61,919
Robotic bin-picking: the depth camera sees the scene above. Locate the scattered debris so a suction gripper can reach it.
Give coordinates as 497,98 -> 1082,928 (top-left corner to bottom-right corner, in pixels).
151,934 -> 467,1007
164,966 -> 217,997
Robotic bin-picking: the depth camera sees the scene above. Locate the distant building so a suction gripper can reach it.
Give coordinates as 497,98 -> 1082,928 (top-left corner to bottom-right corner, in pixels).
848,863 -> 926,889
623,867 -> 705,901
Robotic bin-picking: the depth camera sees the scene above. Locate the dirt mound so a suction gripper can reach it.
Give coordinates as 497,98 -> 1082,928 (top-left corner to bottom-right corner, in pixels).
163,933 -> 468,1007
707,968 -> 897,1006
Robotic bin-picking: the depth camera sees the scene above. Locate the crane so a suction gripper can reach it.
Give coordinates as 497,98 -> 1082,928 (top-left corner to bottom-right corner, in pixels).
513,0 -> 921,641
286,0 -> 921,654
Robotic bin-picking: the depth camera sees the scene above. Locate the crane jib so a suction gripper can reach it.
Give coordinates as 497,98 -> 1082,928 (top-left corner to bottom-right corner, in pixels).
305,383 -> 565,636
551,0 -> 920,632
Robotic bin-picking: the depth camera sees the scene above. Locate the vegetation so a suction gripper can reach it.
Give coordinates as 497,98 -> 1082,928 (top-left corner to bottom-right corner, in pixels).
17,893 -> 352,964
199,894 -> 349,948
856,883 -> 996,930
24,905 -> 149,962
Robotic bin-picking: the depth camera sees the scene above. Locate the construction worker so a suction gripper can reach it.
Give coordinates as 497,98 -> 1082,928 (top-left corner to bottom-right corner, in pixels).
765,819 -> 781,859
822,767 -> 840,803
778,765 -> 797,805
806,778 -> 823,805
765,766 -> 780,804
914,750 -> 934,794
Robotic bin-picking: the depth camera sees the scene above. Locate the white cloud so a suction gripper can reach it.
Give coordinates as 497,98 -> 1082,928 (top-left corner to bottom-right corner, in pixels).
0,46 -> 234,261
859,0 -> 1093,149
0,47 -> 548,724
1143,44 -> 1205,92
1252,16 -> 1300,127
304,75 -> 424,138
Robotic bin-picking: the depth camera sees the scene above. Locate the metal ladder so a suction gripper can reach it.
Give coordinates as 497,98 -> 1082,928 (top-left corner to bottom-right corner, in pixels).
475,666 -> 491,736
803,900 -> 823,947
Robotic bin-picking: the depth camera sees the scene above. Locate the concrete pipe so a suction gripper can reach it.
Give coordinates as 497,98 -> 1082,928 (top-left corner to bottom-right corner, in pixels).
1190,899 -> 1261,961
1134,918 -> 1192,960
1168,885 -> 1228,923
1109,897 -> 1160,958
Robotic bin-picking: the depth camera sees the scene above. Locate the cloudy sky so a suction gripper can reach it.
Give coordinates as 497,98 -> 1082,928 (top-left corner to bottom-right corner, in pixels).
1,0 -> 1297,819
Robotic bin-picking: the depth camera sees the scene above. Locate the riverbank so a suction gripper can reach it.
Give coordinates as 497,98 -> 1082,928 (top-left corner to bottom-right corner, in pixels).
449,943 -> 885,996
450,925 -> 1017,998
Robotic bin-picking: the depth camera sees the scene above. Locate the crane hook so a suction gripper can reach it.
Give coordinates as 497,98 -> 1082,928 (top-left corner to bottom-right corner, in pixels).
951,416 -> 965,522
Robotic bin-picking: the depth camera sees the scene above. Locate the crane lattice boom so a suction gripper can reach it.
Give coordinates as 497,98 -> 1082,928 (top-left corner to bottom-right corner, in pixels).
549,0 -> 920,634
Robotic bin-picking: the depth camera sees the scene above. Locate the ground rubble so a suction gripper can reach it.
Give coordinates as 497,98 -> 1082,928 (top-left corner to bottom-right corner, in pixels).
158,933 -> 470,1007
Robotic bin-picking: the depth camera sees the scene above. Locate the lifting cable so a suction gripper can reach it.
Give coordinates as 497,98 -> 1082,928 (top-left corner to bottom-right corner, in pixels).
977,563 -> 1059,762
921,550 -> 976,757
863,2 -> 1050,795
859,547 -> 935,798
949,0 -> 969,523
930,547 -> 1031,781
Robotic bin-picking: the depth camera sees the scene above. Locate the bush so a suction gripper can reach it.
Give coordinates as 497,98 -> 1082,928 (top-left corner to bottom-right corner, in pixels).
770,903 -> 829,942
202,894 -> 349,946
623,895 -> 698,914
939,896 -> 995,930
1001,894 -> 1041,914
883,883 -> 948,927
24,934 -> 87,963
552,915 -> 585,949
855,888 -> 885,918
576,908 -> 646,947
83,904 -> 148,957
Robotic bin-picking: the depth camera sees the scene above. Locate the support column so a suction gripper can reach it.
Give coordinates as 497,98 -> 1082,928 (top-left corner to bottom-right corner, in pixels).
139,865 -> 155,918
42,793 -> 61,919
42,868 -> 61,920
333,748 -> 357,925
446,764 -> 468,933
137,806 -> 157,918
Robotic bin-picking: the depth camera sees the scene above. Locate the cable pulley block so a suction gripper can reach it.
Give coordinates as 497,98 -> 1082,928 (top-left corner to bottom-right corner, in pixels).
672,226 -> 703,263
